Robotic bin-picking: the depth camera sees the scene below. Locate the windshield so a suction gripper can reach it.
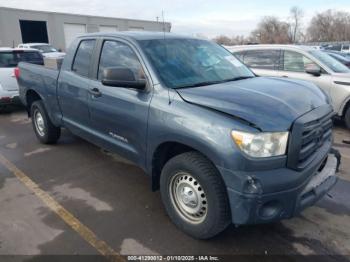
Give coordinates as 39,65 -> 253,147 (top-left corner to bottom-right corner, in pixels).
328,53 -> 350,63
34,45 -> 58,53
138,38 -> 254,88
309,50 -> 350,73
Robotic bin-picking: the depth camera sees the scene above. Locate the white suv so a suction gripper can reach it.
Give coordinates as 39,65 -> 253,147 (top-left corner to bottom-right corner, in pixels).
229,45 -> 350,128
18,43 -> 65,58
0,48 -> 43,111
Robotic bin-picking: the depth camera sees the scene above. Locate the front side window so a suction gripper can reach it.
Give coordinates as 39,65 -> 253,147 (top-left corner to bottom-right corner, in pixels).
138,38 -> 254,89
283,51 -> 317,72
72,40 -> 96,77
243,50 -> 280,70
98,41 -> 144,80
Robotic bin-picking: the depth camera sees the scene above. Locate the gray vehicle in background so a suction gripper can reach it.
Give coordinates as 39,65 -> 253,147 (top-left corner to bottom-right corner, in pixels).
229,45 -> 350,128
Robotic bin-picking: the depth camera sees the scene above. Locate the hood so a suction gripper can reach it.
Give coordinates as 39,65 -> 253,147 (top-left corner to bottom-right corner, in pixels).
177,77 -> 329,131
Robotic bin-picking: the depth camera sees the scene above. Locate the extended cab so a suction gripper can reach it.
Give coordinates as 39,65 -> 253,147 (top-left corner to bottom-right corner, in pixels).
17,32 -> 339,239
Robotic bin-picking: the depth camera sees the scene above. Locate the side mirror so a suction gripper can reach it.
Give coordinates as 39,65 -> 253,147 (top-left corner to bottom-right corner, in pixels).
305,64 -> 321,76
102,67 -> 146,89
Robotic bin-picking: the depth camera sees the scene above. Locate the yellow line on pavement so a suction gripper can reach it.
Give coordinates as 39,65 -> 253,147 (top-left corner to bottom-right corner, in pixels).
0,153 -> 124,262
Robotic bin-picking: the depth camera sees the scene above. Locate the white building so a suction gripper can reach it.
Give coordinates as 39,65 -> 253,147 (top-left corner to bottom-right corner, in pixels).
0,7 -> 171,51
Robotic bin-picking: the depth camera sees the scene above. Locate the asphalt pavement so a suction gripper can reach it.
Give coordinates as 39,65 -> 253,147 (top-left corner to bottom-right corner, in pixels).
0,107 -> 349,261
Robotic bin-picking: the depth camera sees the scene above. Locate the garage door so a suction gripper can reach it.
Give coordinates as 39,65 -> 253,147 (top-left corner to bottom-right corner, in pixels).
63,23 -> 86,49
99,25 -> 118,32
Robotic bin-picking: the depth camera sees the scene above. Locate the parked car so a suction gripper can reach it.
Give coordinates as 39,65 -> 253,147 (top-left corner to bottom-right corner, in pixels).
229,45 -> 350,128
18,43 -> 65,58
324,51 -> 350,68
0,48 -> 43,111
17,32 -> 339,239
324,50 -> 350,59
323,44 -> 350,54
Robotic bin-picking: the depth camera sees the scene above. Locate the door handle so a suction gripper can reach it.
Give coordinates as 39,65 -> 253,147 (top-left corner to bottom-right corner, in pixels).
89,88 -> 102,98
282,75 -> 289,78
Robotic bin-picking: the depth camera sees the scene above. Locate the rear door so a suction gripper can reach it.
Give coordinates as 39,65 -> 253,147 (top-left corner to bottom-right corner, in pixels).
277,50 -> 333,94
241,49 -> 281,77
0,52 -> 18,91
57,39 -> 96,133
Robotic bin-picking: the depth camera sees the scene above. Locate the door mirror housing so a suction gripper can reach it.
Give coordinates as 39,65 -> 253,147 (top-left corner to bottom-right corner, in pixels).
305,64 -> 321,76
102,67 -> 146,89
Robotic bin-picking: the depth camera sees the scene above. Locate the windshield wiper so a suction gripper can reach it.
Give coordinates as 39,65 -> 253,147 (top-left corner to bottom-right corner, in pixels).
175,81 -> 223,89
220,76 -> 255,83
175,76 -> 255,89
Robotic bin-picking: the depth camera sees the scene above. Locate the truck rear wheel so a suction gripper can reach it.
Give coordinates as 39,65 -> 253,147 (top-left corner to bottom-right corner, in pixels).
160,151 -> 230,239
31,100 -> 61,144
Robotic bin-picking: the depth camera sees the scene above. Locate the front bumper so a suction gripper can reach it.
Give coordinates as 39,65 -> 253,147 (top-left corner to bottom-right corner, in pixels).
220,152 -> 339,225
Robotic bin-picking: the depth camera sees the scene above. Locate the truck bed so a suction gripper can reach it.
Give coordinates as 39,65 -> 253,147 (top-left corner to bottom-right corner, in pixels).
17,62 -> 61,124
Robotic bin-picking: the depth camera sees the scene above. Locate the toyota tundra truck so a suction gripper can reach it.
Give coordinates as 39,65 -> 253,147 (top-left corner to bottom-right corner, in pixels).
17,32 -> 340,239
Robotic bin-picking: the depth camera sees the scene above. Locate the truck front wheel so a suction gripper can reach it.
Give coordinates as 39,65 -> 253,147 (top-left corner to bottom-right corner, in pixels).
160,151 -> 230,239
31,100 -> 61,144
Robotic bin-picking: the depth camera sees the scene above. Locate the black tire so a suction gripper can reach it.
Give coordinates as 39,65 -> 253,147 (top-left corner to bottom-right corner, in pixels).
160,151 -> 231,239
31,100 -> 61,144
345,107 -> 350,129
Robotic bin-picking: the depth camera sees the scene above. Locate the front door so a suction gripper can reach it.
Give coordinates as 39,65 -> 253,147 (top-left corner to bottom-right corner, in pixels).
277,50 -> 333,94
88,40 -> 152,166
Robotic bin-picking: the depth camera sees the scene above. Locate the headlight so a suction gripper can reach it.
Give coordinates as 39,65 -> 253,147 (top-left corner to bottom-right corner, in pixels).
231,131 -> 289,158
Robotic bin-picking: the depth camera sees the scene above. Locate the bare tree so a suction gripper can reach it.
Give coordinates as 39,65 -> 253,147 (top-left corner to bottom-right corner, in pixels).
289,6 -> 304,43
307,9 -> 350,42
213,35 -> 232,45
251,16 -> 292,44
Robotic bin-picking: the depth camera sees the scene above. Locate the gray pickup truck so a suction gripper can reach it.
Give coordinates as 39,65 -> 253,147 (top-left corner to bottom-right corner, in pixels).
17,32 -> 339,239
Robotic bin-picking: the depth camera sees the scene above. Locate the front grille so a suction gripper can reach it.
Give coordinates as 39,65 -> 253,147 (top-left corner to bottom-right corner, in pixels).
287,105 -> 334,170
298,112 -> 333,168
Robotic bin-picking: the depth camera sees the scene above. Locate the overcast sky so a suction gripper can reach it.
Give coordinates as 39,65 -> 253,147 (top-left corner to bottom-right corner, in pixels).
0,0 -> 349,37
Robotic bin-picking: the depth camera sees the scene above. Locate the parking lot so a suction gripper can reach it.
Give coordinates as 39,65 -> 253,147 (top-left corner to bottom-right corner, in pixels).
0,107 -> 349,260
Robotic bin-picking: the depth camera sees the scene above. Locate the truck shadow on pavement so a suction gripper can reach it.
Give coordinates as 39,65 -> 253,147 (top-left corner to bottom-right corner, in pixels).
27,132 -> 350,258
1,109 -> 349,258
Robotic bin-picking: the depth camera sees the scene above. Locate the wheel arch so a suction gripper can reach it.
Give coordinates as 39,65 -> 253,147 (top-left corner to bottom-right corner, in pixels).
25,89 -> 43,116
150,140 -> 221,192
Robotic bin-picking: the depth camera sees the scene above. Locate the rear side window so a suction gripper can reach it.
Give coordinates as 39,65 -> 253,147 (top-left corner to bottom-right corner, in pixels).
72,40 -> 96,77
0,51 -> 43,67
97,40 -> 144,80
243,50 -> 280,70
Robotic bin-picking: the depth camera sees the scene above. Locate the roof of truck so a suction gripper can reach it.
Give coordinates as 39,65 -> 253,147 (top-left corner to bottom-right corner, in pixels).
78,31 -> 196,41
